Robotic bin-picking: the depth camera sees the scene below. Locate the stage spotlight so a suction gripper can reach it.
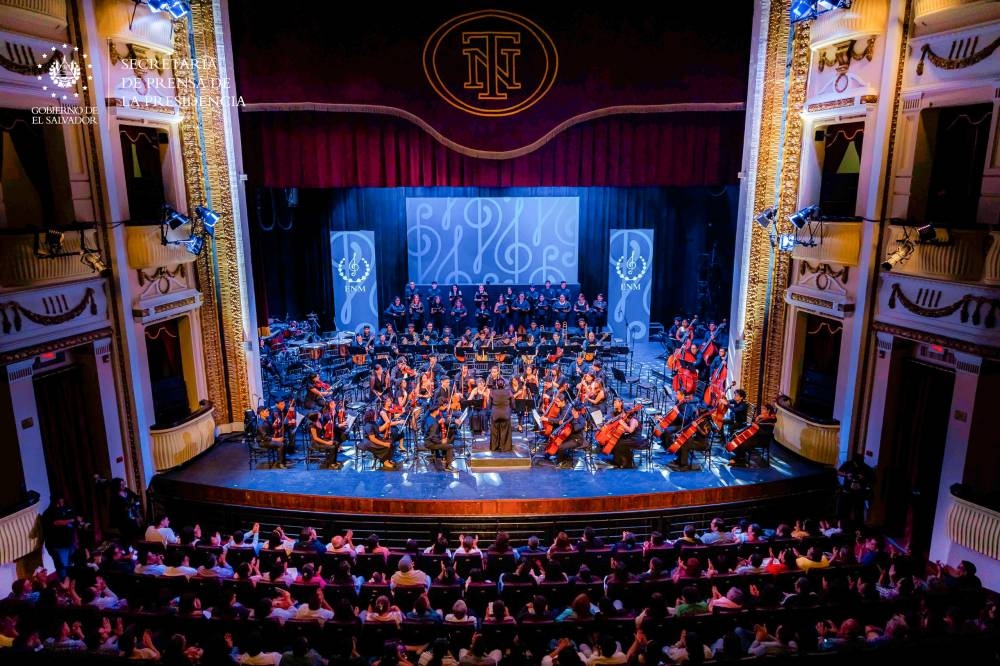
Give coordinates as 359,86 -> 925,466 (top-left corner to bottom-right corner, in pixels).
755,207 -> 776,229
881,241 -> 914,271
777,233 -> 797,252
162,205 -> 190,230
195,205 -> 219,237
147,0 -> 189,18
146,0 -> 170,11
81,251 -> 111,277
916,223 -> 936,243
181,235 -> 205,257
788,204 -> 819,229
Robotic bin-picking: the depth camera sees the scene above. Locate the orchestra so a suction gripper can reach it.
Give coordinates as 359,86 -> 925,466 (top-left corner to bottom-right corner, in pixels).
258,278 -> 763,475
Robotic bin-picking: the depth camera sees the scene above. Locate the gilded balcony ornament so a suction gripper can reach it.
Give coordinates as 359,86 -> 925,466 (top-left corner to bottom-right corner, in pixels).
817,36 -> 876,93
916,34 -> 1000,75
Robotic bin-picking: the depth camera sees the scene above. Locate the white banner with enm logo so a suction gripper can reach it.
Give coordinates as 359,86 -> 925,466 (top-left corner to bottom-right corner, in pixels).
331,230 -> 379,334
607,229 -> 654,343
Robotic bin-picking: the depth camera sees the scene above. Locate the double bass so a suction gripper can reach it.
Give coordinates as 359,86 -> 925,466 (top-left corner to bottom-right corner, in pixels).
596,404 -> 642,454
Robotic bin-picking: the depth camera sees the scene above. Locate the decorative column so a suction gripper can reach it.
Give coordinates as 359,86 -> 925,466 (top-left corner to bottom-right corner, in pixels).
929,352 -> 983,561
81,339 -> 128,481
172,2 -> 252,423
3,361 -> 48,505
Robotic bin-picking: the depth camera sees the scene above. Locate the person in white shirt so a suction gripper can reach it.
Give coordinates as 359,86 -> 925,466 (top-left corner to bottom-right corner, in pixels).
254,597 -> 295,625
135,552 -> 167,576
163,551 -> 197,577
390,555 -> 430,591
144,515 -> 179,544
236,632 -> 282,665
294,589 -> 334,624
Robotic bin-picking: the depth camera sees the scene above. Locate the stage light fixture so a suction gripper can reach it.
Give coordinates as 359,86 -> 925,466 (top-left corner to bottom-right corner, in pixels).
916,223 -> 936,243
81,251 -> 111,276
181,235 -> 205,256
788,204 -> 820,230
881,241 -> 914,271
755,207 -> 777,228
147,0 -> 188,18
195,205 -> 219,237
162,205 -> 190,230
146,0 -> 169,11
777,233 -> 797,252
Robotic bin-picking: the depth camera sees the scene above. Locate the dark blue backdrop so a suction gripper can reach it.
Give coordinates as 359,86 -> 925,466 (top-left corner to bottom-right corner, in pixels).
248,186 -> 738,332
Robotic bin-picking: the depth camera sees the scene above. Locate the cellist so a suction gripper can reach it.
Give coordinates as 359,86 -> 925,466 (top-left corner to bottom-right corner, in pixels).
704,347 -> 729,406
600,397 -> 643,469
542,401 -> 588,469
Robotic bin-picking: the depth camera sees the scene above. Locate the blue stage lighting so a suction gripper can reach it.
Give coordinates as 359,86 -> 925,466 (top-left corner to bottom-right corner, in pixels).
182,235 -> 205,256
788,204 -> 820,230
162,205 -> 190,230
195,205 -> 219,236
778,234 -> 797,252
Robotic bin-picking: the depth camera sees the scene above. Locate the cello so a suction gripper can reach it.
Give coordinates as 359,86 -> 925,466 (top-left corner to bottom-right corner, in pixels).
542,383 -> 570,436
652,395 -> 686,438
545,413 -> 576,456
667,412 -> 710,453
596,404 -> 642,454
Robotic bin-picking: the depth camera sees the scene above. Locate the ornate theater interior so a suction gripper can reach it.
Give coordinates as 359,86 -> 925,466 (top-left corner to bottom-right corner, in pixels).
0,0 -> 997,662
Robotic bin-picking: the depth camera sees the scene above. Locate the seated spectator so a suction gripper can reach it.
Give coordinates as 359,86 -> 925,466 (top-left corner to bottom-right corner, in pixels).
637,557 -> 667,581
144,515 -> 179,544
406,593 -> 443,624
294,562 -> 326,587
548,531 -> 575,554
816,617 -> 865,652
556,593 -> 599,621
762,548 -> 797,575
635,592 -> 669,630
361,595 -> 403,625
482,599 -> 515,624
464,568 -> 494,593
795,545 -> 830,571
295,588 -> 334,624
734,552 -> 765,575
436,562 -> 463,587
610,531 -> 640,554
517,535 -> 546,557
642,531 -> 669,552
330,559 -> 363,595
120,627 -> 161,660
671,557 -> 703,582
577,526 -> 605,551
235,631 -> 282,664
279,636 -> 325,666
135,551 -> 166,576
707,585 -> 744,612
699,518 -> 734,545
327,532 -> 356,556
177,592 -> 210,619
445,599 -> 477,627
671,585 -> 708,616
196,552 -> 234,578
235,559 -> 263,584
44,620 -> 87,651
164,551 -> 198,578
459,632 -> 502,665
488,531 -> 515,555
213,588 -> 250,620
391,555 -> 430,590
332,596 -> 361,624
358,533 -> 391,558
665,629 -> 712,664
572,564 -> 600,585
499,560 -> 532,588
748,624 -> 798,657
420,636 -> 458,666
782,576 -> 819,608
455,534 -> 483,557
265,559 -> 296,586
255,597 -> 295,624
536,560 -> 567,583
673,524 -> 702,546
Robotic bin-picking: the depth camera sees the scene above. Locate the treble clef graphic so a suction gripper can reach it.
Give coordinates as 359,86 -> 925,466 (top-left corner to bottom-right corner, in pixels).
625,247 -> 638,275
348,251 -> 360,278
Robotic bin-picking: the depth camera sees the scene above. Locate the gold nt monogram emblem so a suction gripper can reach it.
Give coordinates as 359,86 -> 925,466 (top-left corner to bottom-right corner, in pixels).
461,32 -> 522,100
424,10 -> 557,117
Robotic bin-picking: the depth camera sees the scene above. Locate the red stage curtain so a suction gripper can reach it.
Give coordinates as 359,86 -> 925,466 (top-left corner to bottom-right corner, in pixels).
240,111 -> 745,189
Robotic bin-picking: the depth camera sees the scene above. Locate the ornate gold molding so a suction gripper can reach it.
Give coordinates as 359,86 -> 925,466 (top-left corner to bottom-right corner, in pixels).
0,328 -> 111,365
799,261 -> 850,290
806,96 -> 856,113
789,292 -> 837,310
174,3 -> 250,423
764,20 -> 812,407
742,0 -> 793,407
872,321 -> 1000,359
817,37 -> 876,93
916,35 -> 1000,75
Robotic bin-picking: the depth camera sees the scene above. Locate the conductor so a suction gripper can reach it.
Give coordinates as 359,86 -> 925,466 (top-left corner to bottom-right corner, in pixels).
489,377 -> 514,453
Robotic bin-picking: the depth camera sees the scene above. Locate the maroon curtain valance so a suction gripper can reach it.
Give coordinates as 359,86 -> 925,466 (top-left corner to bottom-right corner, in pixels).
240,110 -> 746,188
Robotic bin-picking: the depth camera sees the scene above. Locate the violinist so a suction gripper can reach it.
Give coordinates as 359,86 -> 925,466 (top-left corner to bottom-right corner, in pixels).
421,399 -> 457,471
303,372 -> 332,410
379,394 -> 408,457
273,396 -> 298,455
523,362 -> 540,397
370,364 -> 390,401
601,398 -> 643,469
542,364 -> 564,392
391,356 -> 417,383
581,374 -> 607,415
308,409 -> 342,470
511,375 -> 530,432
415,372 -> 435,408
486,365 -> 503,390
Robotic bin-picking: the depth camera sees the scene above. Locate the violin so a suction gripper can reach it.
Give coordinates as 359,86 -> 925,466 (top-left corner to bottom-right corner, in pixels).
400,364 -> 417,379
596,404 -> 642,454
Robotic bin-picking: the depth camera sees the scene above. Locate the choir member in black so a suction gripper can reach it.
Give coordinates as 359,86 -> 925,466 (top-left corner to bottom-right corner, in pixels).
511,292 -> 531,331
370,363 -> 391,401
552,294 -> 572,329
273,396 -> 298,454
534,294 -> 550,328
404,280 -> 420,304
473,284 -> 490,312
591,293 -> 608,332
422,322 -> 439,343
492,292 -> 509,332
408,293 -> 426,332
557,280 -> 572,301
307,410 -> 340,469
427,280 -> 442,305
422,400 -> 457,471
542,279 -> 556,302
384,297 -> 407,338
475,301 -> 492,332
449,297 -> 468,332
526,283 -> 540,308
572,293 -> 589,331
430,295 -> 446,332
402,322 -> 419,345
526,320 -> 544,339
257,406 -> 287,468
488,377 -> 513,453
447,283 -> 463,307
552,402 -> 588,468
382,323 -> 398,345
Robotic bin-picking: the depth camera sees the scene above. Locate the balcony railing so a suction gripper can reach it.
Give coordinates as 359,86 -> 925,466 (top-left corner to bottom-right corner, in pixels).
947,494 -> 1000,561
884,227 -> 993,284
774,397 -> 840,466
0,498 -> 42,565
149,401 -> 216,472
0,228 -> 101,289
125,223 -> 200,270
